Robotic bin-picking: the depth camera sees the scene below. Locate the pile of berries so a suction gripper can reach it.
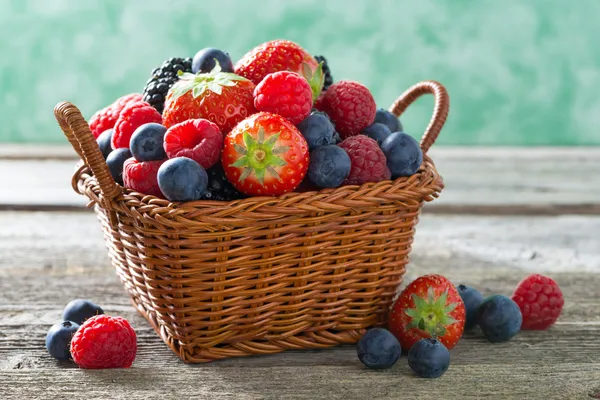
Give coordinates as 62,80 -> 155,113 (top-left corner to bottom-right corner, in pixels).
89,40 -> 421,202
357,273 -> 564,378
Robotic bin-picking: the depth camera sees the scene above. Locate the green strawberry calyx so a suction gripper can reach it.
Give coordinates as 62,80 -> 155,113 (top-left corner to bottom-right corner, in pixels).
302,61 -> 324,102
405,287 -> 459,338
170,62 -> 250,101
230,127 -> 290,185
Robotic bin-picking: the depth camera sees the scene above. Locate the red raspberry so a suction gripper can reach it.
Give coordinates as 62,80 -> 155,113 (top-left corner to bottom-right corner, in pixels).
70,314 -> 137,369
313,92 -> 327,112
253,71 -> 312,125
88,93 -> 142,138
321,81 -> 376,139
164,119 -> 223,169
123,158 -> 166,198
338,135 -> 391,185
511,274 -> 564,330
112,101 -> 162,149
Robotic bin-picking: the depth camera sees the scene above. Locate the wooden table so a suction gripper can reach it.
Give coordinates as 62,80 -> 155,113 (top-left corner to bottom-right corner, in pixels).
1,147 -> 599,400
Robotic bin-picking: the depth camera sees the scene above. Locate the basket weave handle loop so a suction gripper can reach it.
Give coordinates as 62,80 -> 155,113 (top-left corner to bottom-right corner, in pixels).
389,80 -> 449,154
54,102 -> 121,204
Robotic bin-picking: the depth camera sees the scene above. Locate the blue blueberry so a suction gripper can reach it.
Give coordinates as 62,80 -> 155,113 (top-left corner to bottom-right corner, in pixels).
106,148 -> 132,185
357,328 -> 401,369
477,295 -> 522,343
381,132 -> 423,178
457,284 -> 485,330
192,48 -> 234,73
408,338 -> 450,378
297,111 -> 336,150
361,123 -> 391,146
158,157 -> 208,201
332,131 -> 342,144
96,129 -> 114,159
308,145 -> 351,189
63,299 -> 104,325
374,108 -> 402,133
129,123 -> 167,161
45,321 -> 80,361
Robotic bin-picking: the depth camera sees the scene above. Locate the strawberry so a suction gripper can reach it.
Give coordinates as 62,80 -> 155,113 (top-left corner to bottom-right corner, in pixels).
222,112 -> 309,196
388,274 -> 466,351
234,40 -> 324,101
162,64 -> 256,135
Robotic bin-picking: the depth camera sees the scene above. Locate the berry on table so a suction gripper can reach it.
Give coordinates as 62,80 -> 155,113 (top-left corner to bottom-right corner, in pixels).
96,129 -> 114,159
374,108 -> 402,133
456,284 -> 484,331
123,158 -> 166,198
106,148 -> 133,185
129,123 -> 167,162
307,145 -> 351,189
70,314 -> 137,369
296,111 -> 336,151
314,55 -> 333,91
63,299 -> 104,326
200,163 -> 244,201
477,295 -> 522,343
163,119 -> 223,169
45,321 -> 80,361
338,135 -> 391,185
192,48 -> 234,74
320,80 -> 376,139
142,57 -> 192,114
408,338 -> 450,378
157,157 -> 208,202
89,93 -> 142,138
356,328 -> 402,369
511,274 -> 564,330
112,101 -> 162,149
254,71 -> 313,125
381,132 -> 423,178
361,123 -> 391,146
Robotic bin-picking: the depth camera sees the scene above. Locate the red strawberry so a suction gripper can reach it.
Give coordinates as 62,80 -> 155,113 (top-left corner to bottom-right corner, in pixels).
235,40 -> 324,101
253,71 -> 313,125
162,65 -> 255,135
511,274 -> 564,330
164,119 -> 223,169
222,112 -> 309,196
123,158 -> 166,198
388,274 -> 466,351
320,81 -> 376,138
88,93 -> 142,138
112,101 -> 162,149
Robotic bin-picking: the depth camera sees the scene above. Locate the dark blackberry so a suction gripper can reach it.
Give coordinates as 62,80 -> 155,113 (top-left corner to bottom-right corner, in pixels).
201,163 -> 244,202
314,55 -> 333,91
142,57 -> 193,114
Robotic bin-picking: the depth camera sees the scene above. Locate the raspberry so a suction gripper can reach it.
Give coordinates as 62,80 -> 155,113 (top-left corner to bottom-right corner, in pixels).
313,93 -> 326,112
123,158 -> 166,198
88,93 -> 142,138
112,101 -> 162,149
253,71 -> 312,125
70,315 -> 137,369
321,81 -> 376,139
511,274 -> 564,330
338,135 -> 391,185
164,119 -> 223,169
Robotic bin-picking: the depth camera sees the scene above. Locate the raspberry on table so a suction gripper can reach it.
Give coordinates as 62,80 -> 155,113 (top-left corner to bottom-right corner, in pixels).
320,81 -> 376,139
254,71 -> 313,125
511,274 -> 564,330
164,119 -> 223,169
123,158 -> 166,198
112,101 -> 163,149
89,93 -> 142,138
338,135 -> 391,185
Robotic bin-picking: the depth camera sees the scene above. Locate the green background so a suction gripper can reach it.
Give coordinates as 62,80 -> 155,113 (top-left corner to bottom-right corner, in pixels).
1,0 -> 598,145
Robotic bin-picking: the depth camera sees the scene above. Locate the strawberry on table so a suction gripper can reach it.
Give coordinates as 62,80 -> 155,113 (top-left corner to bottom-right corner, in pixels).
222,112 -> 309,196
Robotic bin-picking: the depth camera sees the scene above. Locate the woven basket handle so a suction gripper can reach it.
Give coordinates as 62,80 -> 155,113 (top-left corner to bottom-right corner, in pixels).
54,102 -> 121,203
389,80 -> 449,154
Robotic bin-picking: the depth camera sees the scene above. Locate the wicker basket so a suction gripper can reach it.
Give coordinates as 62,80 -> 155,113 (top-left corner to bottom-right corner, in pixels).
54,80 -> 448,363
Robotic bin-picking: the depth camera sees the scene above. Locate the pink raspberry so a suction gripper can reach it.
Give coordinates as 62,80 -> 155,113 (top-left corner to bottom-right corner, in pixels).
88,93 -> 142,138
163,119 -> 223,169
511,274 -> 564,330
320,81 -> 376,139
338,135 -> 391,185
123,158 -> 166,198
112,101 -> 162,149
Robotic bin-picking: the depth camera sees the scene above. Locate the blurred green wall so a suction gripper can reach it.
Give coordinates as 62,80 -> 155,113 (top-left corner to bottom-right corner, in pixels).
1,0 -> 598,145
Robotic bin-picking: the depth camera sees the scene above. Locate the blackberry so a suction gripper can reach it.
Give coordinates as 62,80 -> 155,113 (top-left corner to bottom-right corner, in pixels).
314,55 -> 333,91
201,163 -> 244,202
142,57 -> 193,114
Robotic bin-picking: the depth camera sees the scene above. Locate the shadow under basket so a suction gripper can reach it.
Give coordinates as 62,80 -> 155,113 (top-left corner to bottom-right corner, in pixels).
54,80 -> 449,363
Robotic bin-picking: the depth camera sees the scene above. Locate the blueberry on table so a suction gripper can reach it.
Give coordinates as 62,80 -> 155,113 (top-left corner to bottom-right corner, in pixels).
357,328 -> 402,369
96,129 -> 114,159
308,145 -> 351,189
361,123 -> 391,146
477,295 -> 522,342
106,148 -> 132,185
129,123 -> 167,161
157,157 -> 208,202
297,111 -> 336,150
192,48 -> 234,74
63,299 -> 104,325
374,108 -> 402,133
381,132 -> 423,178
45,321 -> 80,361
408,338 -> 450,378
457,284 -> 485,330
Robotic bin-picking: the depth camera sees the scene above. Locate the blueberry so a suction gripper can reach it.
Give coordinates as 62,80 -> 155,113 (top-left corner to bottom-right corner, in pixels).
106,148 -> 132,185
297,111 -> 336,150
157,157 -> 208,201
374,108 -> 402,133
192,48 -> 234,73
361,123 -> 391,146
477,295 -> 522,343
96,129 -> 114,159
408,338 -> 450,378
45,321 -> 80,361
307,145 -> 351,189
332,131 -> 342,144
457,284 -> 485,330
356,328 -> 401,369
63,299 -> 104,325
129,123 -> 167,161
381,132 -> 423,178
